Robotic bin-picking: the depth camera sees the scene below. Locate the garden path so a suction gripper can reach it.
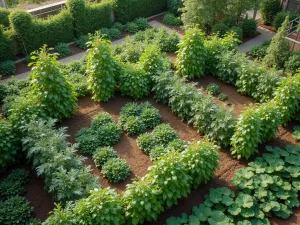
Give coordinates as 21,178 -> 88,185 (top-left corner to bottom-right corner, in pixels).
0,20 -> 274,83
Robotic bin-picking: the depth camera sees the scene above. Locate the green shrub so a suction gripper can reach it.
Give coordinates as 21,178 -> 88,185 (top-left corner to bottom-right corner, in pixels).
43,203 -> 74,225
176,27 -> 206,78
61,58 -> 86,75
119,102 -> 161,135
206,83 -> 220,96
109,28 -> 121,39
155,29 -> 180,53
241,18 -> 257,37
0,60 -> 16,75
0,8 -> 10,27
93,146 -> 118,168
260,0 -> 281,25
137,123 -> 179,155
0,196 -> 33,225
273,11 -> 299,30
30,46 -> 77,120
0,83 -> 8,103
75,35 -> 89,49
182,140 -> 220,188
231,106 -> 261,159
147,151 -> 191,208
125,22 -> 139,33
0,119 -> 21,168
212,23 -> 229,37
113,38 -> 145,63
229,26 -> 243,41
114,0 -> 167,23
167,0 -> 182,15
23,119 -> 99,202
76,113 -> 121,154
134,18 -> 149,30
10,9 -> 74,55
285,53 -> 300,74
222,16 -> 237,28
102,158 -> 131,183
163,12 -> 183,26
68,73 -> 89,97
86,33 -> 117,102
249,40 -> 270,60
112,22 -> 123,31
55,43 -> 73,58
73,188 -> 124,224
67,0 -> 113,37
218,93 -> 227,101
0,26 -> 15,62
119,63 -> 150,99
293,126 -> 300,142
122,177 -> 163,224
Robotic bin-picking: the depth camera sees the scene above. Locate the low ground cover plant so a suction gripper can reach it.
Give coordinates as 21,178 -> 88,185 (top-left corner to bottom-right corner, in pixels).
125,18 -> 148,34
93,146 -> 118,168
75,35 -> 89,49
119,102 -> 161,135
249,40 -> 271,60
76,112 -> 121,154
218,93 -> 227,101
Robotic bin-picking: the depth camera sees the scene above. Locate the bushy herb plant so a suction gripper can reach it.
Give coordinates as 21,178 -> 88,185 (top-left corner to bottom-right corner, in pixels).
102,158 -> 131,183
55,43 -> 73,57
218,93 -> 227,101
67,73 -> 89,97
176,27 -> 206,78
249,40 -> 271,60
86,32 -> 117,102
206,83 -> 220,96
163,12 -> 183,26
93,146 -> 118,168
30,45 -> 77,120
125,22 -> 139,33
75,35 -> 89,49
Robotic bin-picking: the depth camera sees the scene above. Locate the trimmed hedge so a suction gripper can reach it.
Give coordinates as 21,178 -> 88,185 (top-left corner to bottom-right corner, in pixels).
10,9 -> 74,55
114,0 -> 167,23
0,27 -> 15,62
67,0 -> 113,37
0,8 -> 10,27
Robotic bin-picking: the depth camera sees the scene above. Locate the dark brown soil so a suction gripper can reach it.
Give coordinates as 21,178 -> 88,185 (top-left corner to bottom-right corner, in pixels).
258,19 -> 276,32
150,14 -> 185,35
194,75 -> 255,116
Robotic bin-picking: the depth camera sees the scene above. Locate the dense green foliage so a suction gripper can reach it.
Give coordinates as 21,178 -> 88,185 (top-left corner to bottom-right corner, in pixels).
93,146 -> 118,168
218,93 -> 227,101
176,28 -> 206,78
241,18 -> 257,37
249,40 -> 271,60
260,0 -> 281,24
167,0 -> 183,15
114,0 -> 167,23
67,73 -> 89,97
75,35 -> 89,49
137,123 -> 180,157
55,43 -> 73,57
10,9 -> 74,55
0,8 -> 10,27
0,196 -> 33,225
67,0 -> 113,37
0,60 -> 16,75
0,27 -> 15,62
206,83 -> 220,96
86,33 -> 117,102
285,53 -> 300,74
273,11 -> 300,30
102,158 -> 131,183
163,12 -> 183,26
76,112 -> 121,154
23,119 -> 99,202
0,119 -> 21,168
119,102 -> 161,135
212,23 -> 229,37
30,46 -> 77,120
264,16 -> 290,69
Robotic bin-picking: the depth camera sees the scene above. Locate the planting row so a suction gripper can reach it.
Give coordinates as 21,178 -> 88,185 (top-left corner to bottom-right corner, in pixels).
166,144 -> 300,224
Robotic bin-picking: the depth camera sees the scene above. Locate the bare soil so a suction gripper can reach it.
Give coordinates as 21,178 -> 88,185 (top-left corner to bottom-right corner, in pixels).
257,19 -> 276,32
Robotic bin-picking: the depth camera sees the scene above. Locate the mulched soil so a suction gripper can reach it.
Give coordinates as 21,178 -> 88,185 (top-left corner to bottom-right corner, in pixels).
257,19 -> 276,32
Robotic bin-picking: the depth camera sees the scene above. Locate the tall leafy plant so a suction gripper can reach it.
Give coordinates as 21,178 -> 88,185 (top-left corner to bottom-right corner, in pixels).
176,27 -> 206,79
86,32 -> 117,102
30,45 -> 77,120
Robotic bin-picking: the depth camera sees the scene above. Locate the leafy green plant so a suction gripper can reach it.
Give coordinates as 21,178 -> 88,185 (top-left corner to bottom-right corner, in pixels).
229,26 -> 243,41
149,139 -> 185,160
206,83 -> 221,96
137,123 -> 179,155
100,28 -> 111,40
147,151 -> 191,208
212,23 -> 229,37
155,28 -> 180,53
134,18 -> 149,30
260,0 -> 281,25
68,73 -> 89,97
75,35 -> 89,49
249,40 -> 271,60
119,63 -> 150,99
112,22 -> 123,31
113,38 -> 145,63
76,112 -> 121,154
0,60 -> 16,75
102,158 -> 131,183
30,45 -> 77,120
293,126 -> 300,143
163,12 -> 183,26
125,22 -> 139,33
176,27 -> 206,78
55,43 -> 73,58
119,102 -> 161,135
273,11 -> 299,30
0,119 -> 21,168
222,16 -> 238,28
218,93 -> 227,101
167,0 -> 183,15
0,83 -> 8,103
86,32 -> 117,102
73,188 -> 124,224
122,177 -> 164,224
231,106 -> 261,159
109,28 -> 121,39
285,53 -> 300,75
43,203 -> 75,225
241,18 -> 257,37
93,146 -> 118,168
0,196 -> 33,225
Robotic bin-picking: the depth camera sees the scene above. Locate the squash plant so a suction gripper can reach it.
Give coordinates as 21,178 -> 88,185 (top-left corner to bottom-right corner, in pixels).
86,32 -> 117,102
176,27 -> 206,79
